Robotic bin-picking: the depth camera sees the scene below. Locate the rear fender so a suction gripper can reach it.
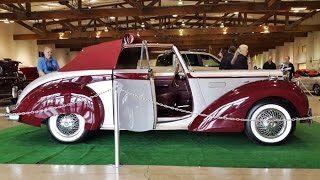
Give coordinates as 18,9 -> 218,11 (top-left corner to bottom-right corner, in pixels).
16,82 -> 104,130
188,80 -> 309,132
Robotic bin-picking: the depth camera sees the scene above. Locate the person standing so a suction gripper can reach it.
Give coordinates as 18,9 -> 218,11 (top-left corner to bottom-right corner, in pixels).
283,56 -> 295,81
37,47 -> 60,76
219,46 -> 236,70
230,44 -> 249,70
263,56 -> 276,69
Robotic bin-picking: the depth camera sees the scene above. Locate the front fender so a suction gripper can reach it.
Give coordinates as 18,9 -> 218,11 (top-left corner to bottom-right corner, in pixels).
188,80 -> 309,132
16,81 -> 104,130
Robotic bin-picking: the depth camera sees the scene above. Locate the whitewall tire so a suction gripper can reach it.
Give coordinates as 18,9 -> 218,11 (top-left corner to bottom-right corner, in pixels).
48,114 -> 88,143
245,102 -> 296,145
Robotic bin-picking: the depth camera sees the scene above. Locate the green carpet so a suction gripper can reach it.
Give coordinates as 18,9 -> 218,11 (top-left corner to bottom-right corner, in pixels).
0,123 -> 319,168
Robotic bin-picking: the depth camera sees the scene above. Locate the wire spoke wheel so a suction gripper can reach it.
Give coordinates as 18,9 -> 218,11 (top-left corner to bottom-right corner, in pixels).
255,108 -> 287,139
56,114 -> 81,137
48,113 -> 88,143
245,102 -> 295,145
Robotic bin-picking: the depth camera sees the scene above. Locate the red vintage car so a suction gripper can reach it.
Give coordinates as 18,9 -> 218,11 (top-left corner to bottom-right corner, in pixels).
294,69 -> 319,78
7,34 -> 312,145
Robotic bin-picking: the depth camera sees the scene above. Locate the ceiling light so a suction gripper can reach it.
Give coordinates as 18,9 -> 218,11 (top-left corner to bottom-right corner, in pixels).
104,27 -> 108,32
177,0 -> 183,5
179,29 -> 184,36
225,1 -> 228,3
88,6 -> 91,9
141,22 -> 145,28
172,14 -> 178,17
290,7 -> 307,12
222,27 -> 228,35
109,16 -> 115,21
4,19 -> 10,24
261,25 -> 270,33
53,19 -> 59,21
220,23 -> 224,28
181,21 -> 185,27
316,9 -> 320,12
47,3 -> 59,6
58,32 -> 65,39
96,31 -> 101,38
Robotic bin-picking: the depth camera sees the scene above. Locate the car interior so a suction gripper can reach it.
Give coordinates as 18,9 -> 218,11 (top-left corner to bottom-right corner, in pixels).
116,46 -> 193,118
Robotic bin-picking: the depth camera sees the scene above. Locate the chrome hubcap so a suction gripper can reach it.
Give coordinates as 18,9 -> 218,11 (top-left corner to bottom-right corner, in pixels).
255,108 -> 287,138
56,114 -> 80,137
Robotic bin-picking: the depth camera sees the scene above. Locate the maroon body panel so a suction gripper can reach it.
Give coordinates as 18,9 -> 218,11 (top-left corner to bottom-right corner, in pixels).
16,76 -> 110,130
188,80 -> 309,132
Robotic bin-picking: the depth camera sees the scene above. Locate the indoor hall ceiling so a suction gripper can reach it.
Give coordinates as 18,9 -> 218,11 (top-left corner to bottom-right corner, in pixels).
1,0 -> 320,55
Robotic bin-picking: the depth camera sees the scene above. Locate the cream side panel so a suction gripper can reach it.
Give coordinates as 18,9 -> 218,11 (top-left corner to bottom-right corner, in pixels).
87,81 -> 114,129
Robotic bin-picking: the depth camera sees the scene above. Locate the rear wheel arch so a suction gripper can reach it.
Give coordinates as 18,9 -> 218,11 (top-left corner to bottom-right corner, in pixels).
18,82 -> 105,129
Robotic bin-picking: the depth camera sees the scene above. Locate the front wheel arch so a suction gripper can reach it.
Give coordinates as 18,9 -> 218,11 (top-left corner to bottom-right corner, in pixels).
245,100 -> 296,145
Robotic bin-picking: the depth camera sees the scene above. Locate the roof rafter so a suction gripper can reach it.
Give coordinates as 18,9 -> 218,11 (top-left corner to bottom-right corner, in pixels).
1,2 -> 320,20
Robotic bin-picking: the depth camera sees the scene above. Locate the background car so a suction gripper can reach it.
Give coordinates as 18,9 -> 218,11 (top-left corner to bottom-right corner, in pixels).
0,58 -> 25,103
296,75 -> 320,95
8,34 -> 311,145
294,69 -> 319,78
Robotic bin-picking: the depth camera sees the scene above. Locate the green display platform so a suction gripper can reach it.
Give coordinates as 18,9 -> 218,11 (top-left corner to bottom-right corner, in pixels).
0,123 -> 319,168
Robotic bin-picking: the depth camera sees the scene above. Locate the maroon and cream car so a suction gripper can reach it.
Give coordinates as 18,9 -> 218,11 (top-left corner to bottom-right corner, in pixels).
8,35 -> 311,145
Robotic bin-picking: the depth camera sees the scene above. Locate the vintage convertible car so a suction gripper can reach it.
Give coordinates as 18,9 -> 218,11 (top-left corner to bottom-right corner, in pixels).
8,34 -> 311,145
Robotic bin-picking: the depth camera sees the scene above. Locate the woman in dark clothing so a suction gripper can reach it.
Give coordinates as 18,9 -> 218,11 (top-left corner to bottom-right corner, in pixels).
219,46 -> 236,70
231,44 -> 249,70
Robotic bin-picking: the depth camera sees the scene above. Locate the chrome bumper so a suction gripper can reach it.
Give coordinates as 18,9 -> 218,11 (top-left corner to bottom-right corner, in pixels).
5,105 -> 19,121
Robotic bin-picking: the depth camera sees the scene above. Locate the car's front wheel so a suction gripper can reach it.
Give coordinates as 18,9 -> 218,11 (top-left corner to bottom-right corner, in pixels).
313,84 -> 320,95
48,113 -> 88,143
245,101 -> 296,145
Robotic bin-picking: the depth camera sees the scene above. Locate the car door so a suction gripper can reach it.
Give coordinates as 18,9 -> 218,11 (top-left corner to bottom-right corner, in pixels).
113,43 -> 157,132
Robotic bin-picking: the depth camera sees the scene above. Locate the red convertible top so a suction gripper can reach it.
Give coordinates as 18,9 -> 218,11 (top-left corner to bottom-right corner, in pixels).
60,39 -> 123,72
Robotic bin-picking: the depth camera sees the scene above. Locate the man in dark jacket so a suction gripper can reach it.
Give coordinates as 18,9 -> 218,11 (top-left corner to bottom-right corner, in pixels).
219,46 -> 236,70
284,56 -> 295,80
263,56 -> 276,69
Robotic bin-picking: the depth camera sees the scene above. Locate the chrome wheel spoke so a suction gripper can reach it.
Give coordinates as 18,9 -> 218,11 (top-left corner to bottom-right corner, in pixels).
56,114 -> 80,137
255,108 -> 286,139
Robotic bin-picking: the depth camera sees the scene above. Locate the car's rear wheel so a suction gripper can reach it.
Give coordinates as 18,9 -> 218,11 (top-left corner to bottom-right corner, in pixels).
48,113 -> 88,143
245,101 -> 296,145
313,84 -> 320,95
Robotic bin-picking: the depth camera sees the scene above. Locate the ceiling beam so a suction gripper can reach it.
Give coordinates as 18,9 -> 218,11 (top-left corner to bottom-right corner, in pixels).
2,2 -> 320,20
266,0 -> 279,8
250,12 -> 275,26
14,25 -> 313,40
287,10 -> 319,29
16,20 -> 44,35
126,0 -> 143,11
0,0 -> 53,3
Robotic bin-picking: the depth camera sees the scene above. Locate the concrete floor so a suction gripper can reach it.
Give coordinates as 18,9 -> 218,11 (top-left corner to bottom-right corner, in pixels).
0,95 -> 319,180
